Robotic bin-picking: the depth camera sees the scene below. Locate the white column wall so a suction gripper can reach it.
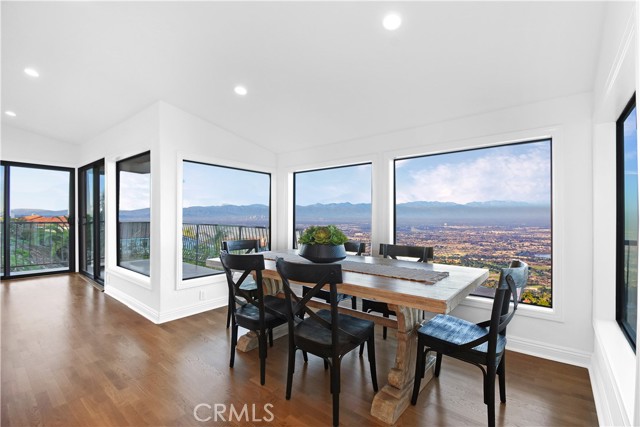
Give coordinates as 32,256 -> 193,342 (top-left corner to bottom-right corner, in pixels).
590,1 -> 638,425
155,102 -> 277,321
78,103 -> 161,320
278,91 -> 594,366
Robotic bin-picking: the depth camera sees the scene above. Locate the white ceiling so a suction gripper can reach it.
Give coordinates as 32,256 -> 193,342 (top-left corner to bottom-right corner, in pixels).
1,1 -> 605,154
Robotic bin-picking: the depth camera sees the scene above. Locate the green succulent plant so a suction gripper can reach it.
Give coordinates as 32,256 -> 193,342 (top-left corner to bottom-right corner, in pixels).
298,225 -> 349,246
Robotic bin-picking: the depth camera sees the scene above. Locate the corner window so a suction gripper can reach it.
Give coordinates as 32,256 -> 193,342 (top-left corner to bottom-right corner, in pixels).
117,152 -> 151,276
617,94 -> 637,349
294,163 -> 372,253
181,161 -> 271,280
394,140 -> 552,307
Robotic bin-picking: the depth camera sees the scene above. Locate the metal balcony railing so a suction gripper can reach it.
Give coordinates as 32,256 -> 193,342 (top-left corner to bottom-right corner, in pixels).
3,220 -> 70,272
118,222 -> 270,267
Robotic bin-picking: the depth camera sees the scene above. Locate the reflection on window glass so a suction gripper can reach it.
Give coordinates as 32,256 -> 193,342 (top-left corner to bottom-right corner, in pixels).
294,164 -> 372,253
117,152 -> 151,276
0,166 -> 3,275
395,140 -> 552,307
181,161 -> 271,280
8,165 -> 72,275
617,96 -> 638,349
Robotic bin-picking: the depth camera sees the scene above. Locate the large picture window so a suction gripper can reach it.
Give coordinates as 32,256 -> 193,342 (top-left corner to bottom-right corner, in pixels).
395,140 -> 552,307
117,152 -> 151,276
616,94 -> 637,349
181,161 -> 271,280
294,163 -> 372,253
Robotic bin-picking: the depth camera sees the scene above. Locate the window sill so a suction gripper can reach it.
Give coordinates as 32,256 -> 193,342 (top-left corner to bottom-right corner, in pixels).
460,295 -> 562,322
107,266 -> 152,290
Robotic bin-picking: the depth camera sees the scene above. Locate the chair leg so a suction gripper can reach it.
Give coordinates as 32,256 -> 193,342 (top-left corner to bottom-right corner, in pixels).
324,359 -> 329,370
359,343 -> 364,356
485,366 -> 497,427
268,328 -> 274,347
498,355 -> 506,403
351,296 -> 357,310
226,294 -> 232,328
434,352 -> 443,377
286,345 -> 296,400
367,334 -> 378,392
229,322 -> 238,368
382,313 -> 389,340
258,331 -> 268,385
302,351 -> 308,363
411,341 -> 425,405
330,358 -> 341,427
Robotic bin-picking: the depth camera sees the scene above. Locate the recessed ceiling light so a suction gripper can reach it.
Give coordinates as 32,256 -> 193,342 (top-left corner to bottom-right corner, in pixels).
24,68 -> 39,78
234,85 -> 248,96
383,13 -> 402,31
5,111 -> 16,117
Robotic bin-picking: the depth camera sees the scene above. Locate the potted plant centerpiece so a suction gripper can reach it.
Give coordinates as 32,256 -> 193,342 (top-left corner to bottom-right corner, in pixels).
297,225 -> 349,263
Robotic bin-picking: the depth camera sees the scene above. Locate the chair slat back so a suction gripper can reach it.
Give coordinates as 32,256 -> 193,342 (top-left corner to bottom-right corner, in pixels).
344,241 -> 365,256
379,243 -> 433,262
276,258 -> 361,346
220,251 -> 266,319
223,239 -> 260,254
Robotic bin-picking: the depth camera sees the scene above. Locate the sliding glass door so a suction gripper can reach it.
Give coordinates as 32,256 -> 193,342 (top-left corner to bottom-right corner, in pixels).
1,161 -> 75,278
79,160 -> 105,284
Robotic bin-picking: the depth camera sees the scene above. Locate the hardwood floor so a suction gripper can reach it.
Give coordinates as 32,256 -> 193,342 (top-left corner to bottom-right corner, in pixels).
1,274 -> 599,426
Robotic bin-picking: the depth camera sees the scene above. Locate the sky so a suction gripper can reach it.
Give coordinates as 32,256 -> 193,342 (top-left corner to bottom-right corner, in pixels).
6,166 -> 70,213
623,106 -> 638,238
395,140 -> 552,204
181,161 -> 270,207
295,163 -> 372,206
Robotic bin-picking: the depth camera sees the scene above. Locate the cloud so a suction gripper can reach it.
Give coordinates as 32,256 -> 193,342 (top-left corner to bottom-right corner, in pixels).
397,146 -> 551,204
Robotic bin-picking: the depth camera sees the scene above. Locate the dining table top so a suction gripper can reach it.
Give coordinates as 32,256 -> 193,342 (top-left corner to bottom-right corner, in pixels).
216,250 -> 490,314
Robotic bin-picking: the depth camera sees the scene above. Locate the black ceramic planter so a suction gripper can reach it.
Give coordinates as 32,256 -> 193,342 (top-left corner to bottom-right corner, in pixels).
298,244 -> 346,263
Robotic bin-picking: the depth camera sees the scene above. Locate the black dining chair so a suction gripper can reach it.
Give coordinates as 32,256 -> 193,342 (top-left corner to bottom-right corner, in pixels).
219,251 -> 287,386
361,243 -> 434,340
222,239 -> 261,328
276,258 -> 378,427
411,260 -> 529,427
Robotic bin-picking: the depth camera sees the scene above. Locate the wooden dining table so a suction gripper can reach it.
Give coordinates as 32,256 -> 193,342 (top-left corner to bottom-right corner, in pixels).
207,250 -> 488,424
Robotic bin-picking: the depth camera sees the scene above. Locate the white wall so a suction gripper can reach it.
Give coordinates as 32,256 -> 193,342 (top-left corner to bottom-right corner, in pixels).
80,103 -> 161,320
1,125 -> 78,167
591,2 -> 638,426
155,102 -> 277,321
278,91 -> 595,366
77,101 -> 278,323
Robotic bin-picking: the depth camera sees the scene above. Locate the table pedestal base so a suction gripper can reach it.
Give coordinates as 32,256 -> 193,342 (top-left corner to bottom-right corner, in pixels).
236,323 -> 289,352
371,355 -> 434,424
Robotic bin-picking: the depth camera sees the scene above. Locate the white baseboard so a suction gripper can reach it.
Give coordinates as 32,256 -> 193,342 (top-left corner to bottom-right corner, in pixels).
158,296 -> 227,323
105,285 -> 160,323
507,335 -> 592,368
105,285 -> 227,324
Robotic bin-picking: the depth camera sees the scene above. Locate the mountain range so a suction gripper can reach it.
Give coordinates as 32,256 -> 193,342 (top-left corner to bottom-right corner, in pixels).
11,201 -> 550,227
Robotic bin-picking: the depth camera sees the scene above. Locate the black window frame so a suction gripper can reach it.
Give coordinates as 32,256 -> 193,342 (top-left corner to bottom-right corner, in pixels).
0,160 -> 76,279
181,160 -> 272,280
393,138 -> 553,308
292,162 -> 373,249
116,151 -> 151,276
616,93 -> 637,350
79,158 -> 105,286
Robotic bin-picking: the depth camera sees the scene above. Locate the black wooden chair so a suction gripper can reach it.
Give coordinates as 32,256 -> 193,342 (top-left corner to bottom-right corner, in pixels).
302,240 -> 365,310
411,260 -> 529,427
220,251 -> 287,385
276,258 -> 378,427
362,243 -> 433,339
222,239 -> 260,328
